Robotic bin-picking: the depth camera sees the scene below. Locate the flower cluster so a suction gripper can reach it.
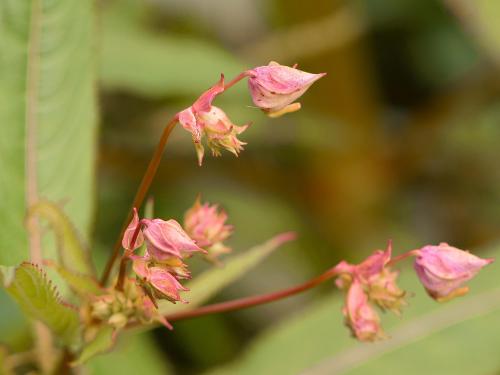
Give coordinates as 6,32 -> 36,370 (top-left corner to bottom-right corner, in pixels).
334,242 -> 493,341
121,198 -> 234,308
178,62 -> 325,165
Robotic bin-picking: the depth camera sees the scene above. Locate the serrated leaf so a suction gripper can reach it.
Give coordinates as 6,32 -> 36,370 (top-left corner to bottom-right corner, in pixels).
206,246 -> 499,375
0,0 -> 98,265
28,201 -> 95,277
71,326 -> 115,366
159,232 -> 296,316
1,263 -> 80,346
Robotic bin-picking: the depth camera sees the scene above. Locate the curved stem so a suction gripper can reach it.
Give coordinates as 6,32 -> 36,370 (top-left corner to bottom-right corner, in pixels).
165,266 -> 338,322
387,250 -> 419,267
224,72 -> 248,90
101,116 -> 178,285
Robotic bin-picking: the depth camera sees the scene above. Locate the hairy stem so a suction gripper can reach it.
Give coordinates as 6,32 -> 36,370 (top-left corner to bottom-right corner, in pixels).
101,116 -> 178,285
164,266 -> 338,322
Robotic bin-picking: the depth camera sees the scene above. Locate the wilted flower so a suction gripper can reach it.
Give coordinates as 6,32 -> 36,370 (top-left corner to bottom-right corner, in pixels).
142,218 -> 204,260
178,75 -> 248,165
184,197 -> 233,262
343,280 -> 383,342
246,61 -> 326,117
334,241 -> 406,314
122,208 -> 144,251
414,243 -> 493,302
133,258 -> 188,303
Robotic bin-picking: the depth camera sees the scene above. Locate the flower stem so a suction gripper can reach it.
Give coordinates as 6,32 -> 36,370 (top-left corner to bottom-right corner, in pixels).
164,266 -> 339,322
115,221 -> 143,291
101,115 -> 179,286
387,250 -> 419,267
224,72 -> 248,90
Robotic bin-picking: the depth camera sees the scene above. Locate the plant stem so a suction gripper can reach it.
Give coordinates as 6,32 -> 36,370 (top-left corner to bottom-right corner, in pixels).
115,221 -> 143,291
101,115 -> 178,286
164,266 -> 339,322
101,72 -> 249,286
387,250 -> 419,267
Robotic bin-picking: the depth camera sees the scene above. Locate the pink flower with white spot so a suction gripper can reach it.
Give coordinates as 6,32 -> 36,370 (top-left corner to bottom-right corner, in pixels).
414,243 -> 493,301
246,61 -> 326,117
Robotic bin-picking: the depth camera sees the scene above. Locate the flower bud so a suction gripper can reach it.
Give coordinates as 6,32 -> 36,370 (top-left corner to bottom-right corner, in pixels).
184,198 -> 233,261
414,243 -> 493,302
343,280 -> 383,342
142,218 -> 203,260
108,313 -> 128,329
148,266 -> 189,303
122,208 -> 144,251
246,61 -> 325,117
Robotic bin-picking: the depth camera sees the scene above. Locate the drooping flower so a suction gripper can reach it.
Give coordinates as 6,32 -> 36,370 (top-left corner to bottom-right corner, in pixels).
343,280 -> 384,342
122,208 -> 144,251
178,75 -> 248,165
334,241 -> 406,314
133,258 -> 188,304
246,61 -> 326,117
414,243 -> 493,302
142,218 -> 204,260
184,197 -> 233,262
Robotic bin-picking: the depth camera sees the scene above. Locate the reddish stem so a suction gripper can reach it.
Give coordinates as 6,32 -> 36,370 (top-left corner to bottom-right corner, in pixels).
101,71 -> 250,286
101,116 -> 178,286
164,266 -> 338,322
115,220 -> 144,291
387,250 -> 419,267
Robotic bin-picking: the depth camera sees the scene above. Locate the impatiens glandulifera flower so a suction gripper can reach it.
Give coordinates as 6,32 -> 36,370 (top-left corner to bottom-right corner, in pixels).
343,280 -> 384,342
246,61 -> 326,118
142,218 -> 204,260
335,241 -> 407,315
184,197 -> 233,262
133,258 -> 188,304
178,75 -> 249,165
122,208 -> 144,251
414,243 -> 494,302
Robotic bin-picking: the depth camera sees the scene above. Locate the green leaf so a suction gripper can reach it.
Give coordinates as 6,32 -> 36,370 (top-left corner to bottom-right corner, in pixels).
207,246 -> 499,375
0,0 -> 98,265
1,263 -> 80,346
99,6 -> 245,97
447,0 -> 500,64
28,201 -> 95,276
85,332 -> 173,374
72,326 -> 115,367
159,232 -> 296,316
47,261 -> 102,296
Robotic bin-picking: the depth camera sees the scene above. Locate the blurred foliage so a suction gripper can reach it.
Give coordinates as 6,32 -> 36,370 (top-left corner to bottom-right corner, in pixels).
206,244 -> 500,375
3,0 -> 500,373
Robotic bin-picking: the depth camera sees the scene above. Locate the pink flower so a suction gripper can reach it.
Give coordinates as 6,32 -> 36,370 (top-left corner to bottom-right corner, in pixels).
334,242 -> 406,314
246,61 -> 326,117
178,75 -> 248,165
184,198 -> 233,261
414,243 -> 493,301
142,218 -> 204,260
343,280 -> 383,342
133,258 -> 188,304
122,208 -> 144,251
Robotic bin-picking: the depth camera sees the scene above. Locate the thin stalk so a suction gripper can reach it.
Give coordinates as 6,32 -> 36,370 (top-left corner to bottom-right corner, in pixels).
387,250 -> 419,267
164,266 -> 338,322
115,221 -> 143,291
101,116 -> 178,285
101,72 -> 249,286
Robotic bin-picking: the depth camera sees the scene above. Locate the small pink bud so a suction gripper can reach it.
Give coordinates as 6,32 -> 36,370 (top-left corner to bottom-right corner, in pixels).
184,198 -> 233,261
122,208 -> 144,251
343,280 -> 383,342
178,75 -> 248,165
148,266 -> 189,303
414,243 -> 493,301
246,61 -> 325,117
142,218 -> 204,260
